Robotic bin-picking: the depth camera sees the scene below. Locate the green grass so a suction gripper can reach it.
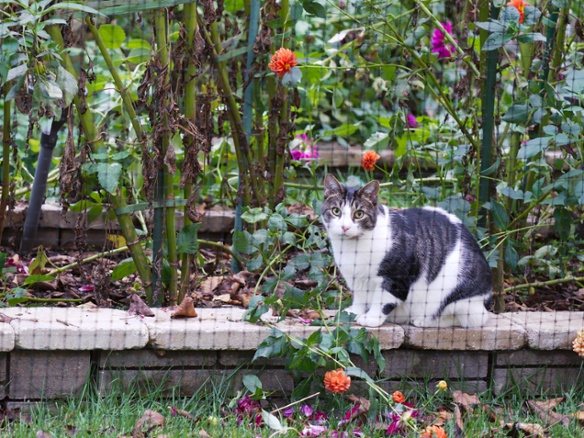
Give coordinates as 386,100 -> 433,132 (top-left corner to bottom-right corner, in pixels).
2,375 -> 583,437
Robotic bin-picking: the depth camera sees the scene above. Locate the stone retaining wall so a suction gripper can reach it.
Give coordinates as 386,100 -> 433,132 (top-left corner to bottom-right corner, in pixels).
0,308 -> 582,410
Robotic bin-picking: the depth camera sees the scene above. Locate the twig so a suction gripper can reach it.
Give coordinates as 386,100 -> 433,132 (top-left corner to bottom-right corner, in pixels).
270,392 -> 321,414
56,319 -> 78,328
504,276 -> 584,293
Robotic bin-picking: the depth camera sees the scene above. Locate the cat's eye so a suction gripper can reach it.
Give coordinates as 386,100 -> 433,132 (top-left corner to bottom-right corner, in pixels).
331,207 -> 341,216
354,210 -> 365,219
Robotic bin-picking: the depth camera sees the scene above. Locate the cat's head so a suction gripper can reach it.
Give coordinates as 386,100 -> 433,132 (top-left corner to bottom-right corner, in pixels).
321,174 -> 380,239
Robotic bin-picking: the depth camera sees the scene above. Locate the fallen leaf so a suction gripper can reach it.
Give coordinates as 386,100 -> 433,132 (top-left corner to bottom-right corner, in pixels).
36,432 -> 53,438
573,411 -> 584,424
168,405 -> 198,422
198,430 -> 211,438
133,410 -> 165,438
232,270 -> 253,285
200,276 -> 223,294
527,399 -> 570,428
345,394 -> 370,421
453,404 -> 464,438
0,313 -> 14,324
128,294 -> 155,317
171,296 -> 198,319
212,293 -> 232,303
503,422 -> 547,437
452,391 -> 481,413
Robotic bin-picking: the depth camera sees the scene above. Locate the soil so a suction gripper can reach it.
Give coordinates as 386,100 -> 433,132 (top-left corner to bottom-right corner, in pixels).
1,246 -> 583,313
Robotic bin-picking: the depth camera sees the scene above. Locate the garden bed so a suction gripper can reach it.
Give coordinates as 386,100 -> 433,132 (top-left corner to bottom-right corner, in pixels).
0,307 -> 582,411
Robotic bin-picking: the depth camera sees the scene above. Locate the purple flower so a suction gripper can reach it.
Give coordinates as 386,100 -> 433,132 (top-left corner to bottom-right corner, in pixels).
282,407 -> 295,418
300,404 -> 314,417
234,395 -> 263,426
406,113 -> 419,129
301,424 -> 327,436
291,133 -> 319,161
386,408 -> 419,435
431,22 -> 456,59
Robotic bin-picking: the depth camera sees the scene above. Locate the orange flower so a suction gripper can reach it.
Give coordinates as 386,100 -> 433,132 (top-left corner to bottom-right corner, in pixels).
323,369 -> 351,394
420,425 -> 448,438
268,48 -> 298,78
573,329 -> 584,357
392,391 -> 406,404
506,0 -> 529,23
361,150 -> 380,171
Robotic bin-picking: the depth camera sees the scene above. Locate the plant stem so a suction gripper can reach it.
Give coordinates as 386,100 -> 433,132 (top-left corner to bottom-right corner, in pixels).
504,276 -> 584,293
179,1 -> 199,302
198,239 -> 244,267
0,84 -> 11,243
46,24 -> 152,300
47,245 -> 136,276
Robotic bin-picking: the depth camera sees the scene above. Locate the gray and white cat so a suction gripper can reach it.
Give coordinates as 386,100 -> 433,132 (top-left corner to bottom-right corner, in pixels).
321,174 -> 492,328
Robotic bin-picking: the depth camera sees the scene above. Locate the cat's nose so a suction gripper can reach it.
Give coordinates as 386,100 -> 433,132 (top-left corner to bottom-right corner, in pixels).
341,225 -> 350,232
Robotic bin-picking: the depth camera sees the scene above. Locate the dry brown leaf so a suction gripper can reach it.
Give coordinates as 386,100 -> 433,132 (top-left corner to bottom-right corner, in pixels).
232,270 -> 253,285
453,404 -> 465,438
200,276 -> 223,294
526,399 -> 570,428
452,391 -> 481,413
36,431 -> 53,438
133,409 -> 165,438
212,293 -> 232,303
171,296 -> 198,319
431,408 -> 452,427
0,313 -> 15,324
198,430 -> 212,438
573,411 -> 584,424
345,394 -> 370,420
128,294 -> 155,317
503,422 -> 547,437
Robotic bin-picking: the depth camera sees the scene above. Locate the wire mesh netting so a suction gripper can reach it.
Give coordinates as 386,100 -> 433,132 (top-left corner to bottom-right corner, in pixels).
0,0 -> 584,435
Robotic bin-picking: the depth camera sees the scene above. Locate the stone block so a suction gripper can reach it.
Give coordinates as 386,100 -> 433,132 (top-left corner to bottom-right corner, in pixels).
101,349 -> 217,369
232,369 -> 295,395
501,312 -> 584,350
4,307 -> 148,350
493,367 -> 584,396
402,315 -> 526,350
383,379 -> 488,395
59,229 -> 110,248
0,320 -> 15,351
382,350 -> 489,379
9,351 -> 90,399
0,353 -> 7,399
219,350 -> 287,367
495,349 -> 583,367
5,401 -> 60,416
98,368 -> 227,397
144,308 -> 404,351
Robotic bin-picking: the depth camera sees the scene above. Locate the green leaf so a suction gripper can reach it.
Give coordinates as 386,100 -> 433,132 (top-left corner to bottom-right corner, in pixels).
56,65 -> 78,106
268,213 -> 287,231
233,230 -> 257,255
501,6 -> 521,23
241,208 -> 268,224
505,242 -> 519,270
282,232 -> 297,246
0,252 -> 6,273
522,6 -> 542,25
243,295 -> 269,323
345,366 -> 374,383
517,137 -> 550,160
475,21 -> 507,33
553,208 -> 571,240
262,410 -> 283,431
281,66 -> 302,87
246,254 -> 264,271
564,69 -> 584,93
111,259 -> 137,281
517,32 -> 546,44
98,24 -> 126,49
489,199 -> 509,230
502,103 -> 530,123
363,132 -> 390,150
23,274 -> 55,285
242,374 -> 263,394
482,31 -> 514,51
45,2 -> 103,15
177,223 -> 200,255
322,123 -> 361,138
289,253 -> 310,270
302,0 -> 326,18
6,63 -> 28,82
97,162 -> 122,194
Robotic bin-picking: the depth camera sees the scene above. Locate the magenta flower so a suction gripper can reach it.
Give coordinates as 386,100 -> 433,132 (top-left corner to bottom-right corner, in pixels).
291,133 -> 318,161
301,424 -> 327,436
431,22 -> 456,59
386,406 -> 419,435
234,395 -> 263,426
406,113 -> 419,128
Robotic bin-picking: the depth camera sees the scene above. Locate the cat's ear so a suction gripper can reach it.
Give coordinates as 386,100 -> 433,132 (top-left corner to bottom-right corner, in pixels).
358,180 -> 380,203
324,174 -> 345,197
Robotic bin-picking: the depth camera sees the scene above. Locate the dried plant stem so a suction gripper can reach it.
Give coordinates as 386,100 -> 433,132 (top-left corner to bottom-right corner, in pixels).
46,25 -> 152,300
0,84 -> 11,243
270,392 -> 320,414
504,276 -> 584,293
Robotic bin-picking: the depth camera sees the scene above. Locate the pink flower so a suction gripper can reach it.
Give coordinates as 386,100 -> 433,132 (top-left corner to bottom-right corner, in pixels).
431,22 -> 456,59
406,114 -> 419,128
291,133 -> 318,161
234,395 -> 263,426
301,424 -> 327,436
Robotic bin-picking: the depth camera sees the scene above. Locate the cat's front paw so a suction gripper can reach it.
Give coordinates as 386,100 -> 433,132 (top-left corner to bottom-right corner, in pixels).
342,305 -> 366,316
355,311 -> 387,328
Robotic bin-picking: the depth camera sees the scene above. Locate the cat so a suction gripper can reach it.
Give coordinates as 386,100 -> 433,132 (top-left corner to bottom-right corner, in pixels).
321,174 -> 492,328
